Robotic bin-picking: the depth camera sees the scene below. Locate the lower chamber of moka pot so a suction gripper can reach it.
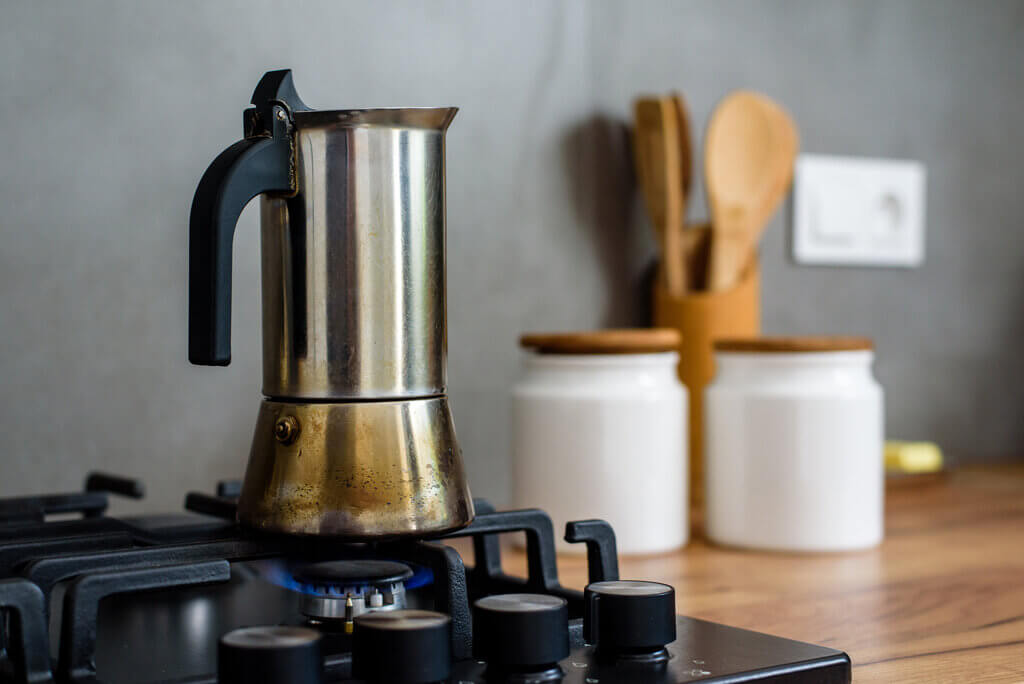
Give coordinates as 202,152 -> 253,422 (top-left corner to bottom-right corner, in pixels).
235,396 -> 475,538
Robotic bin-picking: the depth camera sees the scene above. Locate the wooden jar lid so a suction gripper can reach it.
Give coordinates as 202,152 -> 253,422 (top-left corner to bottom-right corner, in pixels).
520,328 -> 682,354
714,336 -> 874,353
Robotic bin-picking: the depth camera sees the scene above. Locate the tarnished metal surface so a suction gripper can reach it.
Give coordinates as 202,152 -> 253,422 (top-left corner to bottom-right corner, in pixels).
237,398 -> 474,538
259,108 -> 457,400
229,80 -> 470,538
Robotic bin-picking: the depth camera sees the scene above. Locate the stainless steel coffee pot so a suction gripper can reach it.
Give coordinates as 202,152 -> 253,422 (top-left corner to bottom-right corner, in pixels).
189,70 -> 474,538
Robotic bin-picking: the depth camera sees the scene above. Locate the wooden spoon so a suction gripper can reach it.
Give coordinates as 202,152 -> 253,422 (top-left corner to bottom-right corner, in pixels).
704,91 -> 798,290
754,102 -> 798,245
634,97 -> 685,297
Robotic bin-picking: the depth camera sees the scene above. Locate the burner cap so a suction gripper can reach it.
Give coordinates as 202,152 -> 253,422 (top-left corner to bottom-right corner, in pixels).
292,560 -> 414,626
293,560 -> 413,588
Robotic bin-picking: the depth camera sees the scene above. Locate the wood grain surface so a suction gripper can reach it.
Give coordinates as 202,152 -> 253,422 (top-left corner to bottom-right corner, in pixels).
489,466 -> 1024,683
519,328 -> 681,354
714,335 -> 874,353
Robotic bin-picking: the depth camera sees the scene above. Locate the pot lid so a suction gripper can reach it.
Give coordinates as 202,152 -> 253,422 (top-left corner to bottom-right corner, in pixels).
714,336 -> 874,353
519,329 -> 681,354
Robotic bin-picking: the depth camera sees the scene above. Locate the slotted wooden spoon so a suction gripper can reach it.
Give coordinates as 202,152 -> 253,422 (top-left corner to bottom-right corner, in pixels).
705,91 -> 798,290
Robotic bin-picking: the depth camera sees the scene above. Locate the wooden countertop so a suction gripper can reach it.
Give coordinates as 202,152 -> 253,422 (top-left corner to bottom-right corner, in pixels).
496,465 -> 1024,683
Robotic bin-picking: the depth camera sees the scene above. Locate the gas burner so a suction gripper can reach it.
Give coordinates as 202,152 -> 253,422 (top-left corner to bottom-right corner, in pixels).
291,560 -> 414,628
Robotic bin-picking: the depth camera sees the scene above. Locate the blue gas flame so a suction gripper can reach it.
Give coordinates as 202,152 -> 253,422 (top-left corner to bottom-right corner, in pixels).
250,559 -> 433,596
404,564 -> 434,590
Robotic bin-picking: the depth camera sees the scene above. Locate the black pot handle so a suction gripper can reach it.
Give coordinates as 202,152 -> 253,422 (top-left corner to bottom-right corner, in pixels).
188,70 -> 307,366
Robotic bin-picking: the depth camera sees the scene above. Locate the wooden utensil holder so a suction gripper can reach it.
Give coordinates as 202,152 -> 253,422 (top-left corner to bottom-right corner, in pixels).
653,256 -> 761,513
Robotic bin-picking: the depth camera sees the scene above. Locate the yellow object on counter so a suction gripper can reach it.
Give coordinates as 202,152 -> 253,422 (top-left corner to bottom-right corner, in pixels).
885,441 -> 944,474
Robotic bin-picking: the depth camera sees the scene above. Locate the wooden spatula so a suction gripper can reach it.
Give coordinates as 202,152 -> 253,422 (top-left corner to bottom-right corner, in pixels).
634,97 -> 685,297
670,93 -> 694,200
704,91 -> 798,290
670,93 -> 698,290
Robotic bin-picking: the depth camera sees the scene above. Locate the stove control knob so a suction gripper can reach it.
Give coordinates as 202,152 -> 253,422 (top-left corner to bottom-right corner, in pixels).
218,625 -> 323,684
473,593 -> 569,672
353,609 -> 451,683
584,580 -> 676,657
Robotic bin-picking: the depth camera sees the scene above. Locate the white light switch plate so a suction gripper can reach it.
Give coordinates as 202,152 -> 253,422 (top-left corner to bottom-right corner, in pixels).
793,154 -> 926,267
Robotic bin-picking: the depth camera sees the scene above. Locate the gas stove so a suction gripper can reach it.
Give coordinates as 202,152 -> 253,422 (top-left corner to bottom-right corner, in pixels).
0,472 -> 850,683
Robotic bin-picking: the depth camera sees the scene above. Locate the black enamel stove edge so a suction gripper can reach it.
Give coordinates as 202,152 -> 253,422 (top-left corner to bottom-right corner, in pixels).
450,615 -> 851,684
323,617 -> 851,684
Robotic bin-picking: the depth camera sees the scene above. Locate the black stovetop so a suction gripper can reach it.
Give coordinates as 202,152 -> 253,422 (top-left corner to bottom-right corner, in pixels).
0,472 -> 850,683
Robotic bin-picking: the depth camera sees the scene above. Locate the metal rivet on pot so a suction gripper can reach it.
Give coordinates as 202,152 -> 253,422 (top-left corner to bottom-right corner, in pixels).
274,415 -> 300,444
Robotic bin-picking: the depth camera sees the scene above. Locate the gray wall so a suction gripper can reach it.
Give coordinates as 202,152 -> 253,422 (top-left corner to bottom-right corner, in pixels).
1,1 -> 1022,513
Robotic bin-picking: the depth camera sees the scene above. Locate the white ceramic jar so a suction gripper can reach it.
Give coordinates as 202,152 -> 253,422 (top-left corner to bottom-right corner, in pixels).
705,337 -> 884,552
511,330 -> 687,555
